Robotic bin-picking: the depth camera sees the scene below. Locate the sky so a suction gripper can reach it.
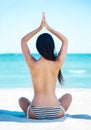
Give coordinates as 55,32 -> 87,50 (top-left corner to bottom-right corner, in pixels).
0,0 -> 91,54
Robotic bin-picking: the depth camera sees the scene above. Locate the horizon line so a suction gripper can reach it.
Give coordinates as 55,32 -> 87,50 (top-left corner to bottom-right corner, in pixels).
0,53 -> 91,55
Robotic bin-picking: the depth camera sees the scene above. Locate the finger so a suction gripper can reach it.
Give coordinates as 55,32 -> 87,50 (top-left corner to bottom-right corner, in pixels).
43,12 -> 45,17
43,12 -> 45,19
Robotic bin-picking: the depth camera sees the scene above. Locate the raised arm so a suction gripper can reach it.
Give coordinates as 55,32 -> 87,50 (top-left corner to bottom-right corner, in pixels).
21,13 -> 45,67
44,14 -> 68,66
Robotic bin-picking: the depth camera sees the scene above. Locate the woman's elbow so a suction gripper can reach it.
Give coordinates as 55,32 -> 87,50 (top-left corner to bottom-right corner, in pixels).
21,37 -> 25,43
65,38 -> 68,44
21,37 -> 27,45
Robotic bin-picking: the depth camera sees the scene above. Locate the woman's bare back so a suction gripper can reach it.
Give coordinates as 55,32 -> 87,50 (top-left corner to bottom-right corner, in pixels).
29,57 -> 60,106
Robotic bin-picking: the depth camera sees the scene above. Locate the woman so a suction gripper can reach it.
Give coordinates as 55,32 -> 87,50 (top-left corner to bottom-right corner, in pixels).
19,13 -> 72,120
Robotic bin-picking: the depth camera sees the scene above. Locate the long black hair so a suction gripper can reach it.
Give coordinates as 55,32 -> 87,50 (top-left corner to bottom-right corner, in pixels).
36,33 -> 63,85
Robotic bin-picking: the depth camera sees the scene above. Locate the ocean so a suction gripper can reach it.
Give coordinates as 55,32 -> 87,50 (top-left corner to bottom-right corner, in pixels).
0,54 -> 91,89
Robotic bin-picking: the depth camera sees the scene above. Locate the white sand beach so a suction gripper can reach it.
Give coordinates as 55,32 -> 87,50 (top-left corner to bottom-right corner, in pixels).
0,88 -> 91,130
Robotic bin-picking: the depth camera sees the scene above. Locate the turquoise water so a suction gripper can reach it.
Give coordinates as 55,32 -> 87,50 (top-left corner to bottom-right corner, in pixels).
0,54 -> 91,89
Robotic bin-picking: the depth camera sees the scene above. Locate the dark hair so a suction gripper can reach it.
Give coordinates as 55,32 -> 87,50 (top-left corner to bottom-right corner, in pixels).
36,33 -> 63,85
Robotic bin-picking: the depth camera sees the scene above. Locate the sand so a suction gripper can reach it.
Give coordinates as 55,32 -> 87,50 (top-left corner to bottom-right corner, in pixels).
0,88 -> 91,130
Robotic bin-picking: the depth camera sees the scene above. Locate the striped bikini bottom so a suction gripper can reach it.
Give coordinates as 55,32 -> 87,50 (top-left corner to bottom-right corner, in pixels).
27,104 -> 65,120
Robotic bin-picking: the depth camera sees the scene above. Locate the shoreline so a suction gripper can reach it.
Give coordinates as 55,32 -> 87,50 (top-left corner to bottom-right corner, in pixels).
0,86 -> 91,90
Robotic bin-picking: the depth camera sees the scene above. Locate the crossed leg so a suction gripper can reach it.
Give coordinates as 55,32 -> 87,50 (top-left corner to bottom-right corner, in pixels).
58,93 -> 72,111
18,97 -> 31,115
